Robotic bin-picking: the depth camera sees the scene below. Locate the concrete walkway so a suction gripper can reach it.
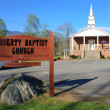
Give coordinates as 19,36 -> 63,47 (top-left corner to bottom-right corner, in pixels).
0,60 -> 110,98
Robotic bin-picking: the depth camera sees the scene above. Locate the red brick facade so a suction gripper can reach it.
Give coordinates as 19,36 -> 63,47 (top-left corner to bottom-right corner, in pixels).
70,36 -> 110,57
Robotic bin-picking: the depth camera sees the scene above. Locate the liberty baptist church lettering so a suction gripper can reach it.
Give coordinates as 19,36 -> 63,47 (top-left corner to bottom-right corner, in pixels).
0,39 -> 48,55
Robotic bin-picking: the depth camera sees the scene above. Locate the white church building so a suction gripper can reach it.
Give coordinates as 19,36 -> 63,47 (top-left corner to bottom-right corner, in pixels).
70,4 -> 110,59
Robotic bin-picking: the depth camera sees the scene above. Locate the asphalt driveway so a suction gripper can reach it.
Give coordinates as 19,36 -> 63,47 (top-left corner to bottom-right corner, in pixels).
0,60 -> 110,98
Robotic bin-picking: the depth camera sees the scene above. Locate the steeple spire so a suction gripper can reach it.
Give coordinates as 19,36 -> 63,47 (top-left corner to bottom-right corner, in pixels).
90,4 -> 93,16
87,4 -> 96,28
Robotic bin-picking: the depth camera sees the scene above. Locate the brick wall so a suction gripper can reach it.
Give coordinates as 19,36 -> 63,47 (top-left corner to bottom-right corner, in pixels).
70,36 -> 109,57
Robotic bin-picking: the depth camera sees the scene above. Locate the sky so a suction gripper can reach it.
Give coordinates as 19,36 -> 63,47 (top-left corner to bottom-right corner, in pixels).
1,0 -> 110,33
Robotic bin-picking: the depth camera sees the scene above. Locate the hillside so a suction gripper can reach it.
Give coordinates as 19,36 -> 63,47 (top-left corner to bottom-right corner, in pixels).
6,31 -> 23,36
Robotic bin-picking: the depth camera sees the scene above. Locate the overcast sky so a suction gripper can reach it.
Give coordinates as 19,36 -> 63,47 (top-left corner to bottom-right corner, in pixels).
1,0 -> 110,33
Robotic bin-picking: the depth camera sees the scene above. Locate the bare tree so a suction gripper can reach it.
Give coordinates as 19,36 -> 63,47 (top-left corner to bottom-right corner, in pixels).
57,22 -> 75,48
54,32 -> 66,55
40,23 -> 50,38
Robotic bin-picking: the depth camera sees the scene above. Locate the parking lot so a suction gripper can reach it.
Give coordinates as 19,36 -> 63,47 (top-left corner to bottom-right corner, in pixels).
1,60 -> 110,98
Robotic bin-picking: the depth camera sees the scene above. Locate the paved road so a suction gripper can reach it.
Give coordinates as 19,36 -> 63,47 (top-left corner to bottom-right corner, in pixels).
1,60 -> 110,98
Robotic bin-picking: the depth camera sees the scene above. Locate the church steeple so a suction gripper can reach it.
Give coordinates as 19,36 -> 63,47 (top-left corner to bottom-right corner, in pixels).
87,4 -> 96,28
90,4 -> 93,16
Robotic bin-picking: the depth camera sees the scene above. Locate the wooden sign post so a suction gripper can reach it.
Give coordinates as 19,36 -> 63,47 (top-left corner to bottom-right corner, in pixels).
0,31 -> 54,96
49,31 -> 54,96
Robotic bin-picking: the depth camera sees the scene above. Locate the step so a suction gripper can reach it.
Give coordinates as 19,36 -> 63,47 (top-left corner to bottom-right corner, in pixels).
83,50 -> 100,60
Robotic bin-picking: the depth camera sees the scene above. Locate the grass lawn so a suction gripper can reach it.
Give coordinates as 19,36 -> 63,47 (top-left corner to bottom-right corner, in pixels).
1,92 -> 110,110
54,55 -> 64,59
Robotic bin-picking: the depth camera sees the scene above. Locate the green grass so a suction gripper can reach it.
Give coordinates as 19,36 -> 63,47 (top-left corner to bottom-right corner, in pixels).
54,55 -> 64,59
1,94 -> 110,110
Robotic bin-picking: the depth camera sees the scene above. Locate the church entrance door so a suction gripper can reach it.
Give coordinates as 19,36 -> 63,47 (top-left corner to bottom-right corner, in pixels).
88,39 -> 95,50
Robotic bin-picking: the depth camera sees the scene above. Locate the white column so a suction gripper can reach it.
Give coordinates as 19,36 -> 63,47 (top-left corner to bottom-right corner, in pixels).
66,51 -> 67,57
72,37 -> 74,50
64,51 -> 65,59
83,36 -> 85,50
109,35 -> 110,49
97,36 -> 99,50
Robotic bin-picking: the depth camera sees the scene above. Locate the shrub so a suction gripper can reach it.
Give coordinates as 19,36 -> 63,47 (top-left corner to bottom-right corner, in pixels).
77,56 -> 82,59
69,55 -> 76,59
54,57 -> 61,61
104,56 -> 110,59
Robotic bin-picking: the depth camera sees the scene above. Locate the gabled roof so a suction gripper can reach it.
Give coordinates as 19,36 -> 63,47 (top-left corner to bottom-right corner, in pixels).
69,27 -> 110,37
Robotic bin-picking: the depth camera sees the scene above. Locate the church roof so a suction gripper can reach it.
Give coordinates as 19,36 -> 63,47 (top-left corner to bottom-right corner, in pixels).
70,4 -> 110,37
70,27 -> 110,37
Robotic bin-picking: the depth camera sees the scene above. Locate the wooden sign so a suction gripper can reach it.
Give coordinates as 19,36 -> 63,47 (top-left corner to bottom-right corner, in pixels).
4,62 -> 41,67
0,35 -> 50,61
0,31 -> 54,96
